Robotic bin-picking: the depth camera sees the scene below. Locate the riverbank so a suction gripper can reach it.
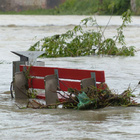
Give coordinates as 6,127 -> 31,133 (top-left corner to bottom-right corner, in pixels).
0,0 -> 140,15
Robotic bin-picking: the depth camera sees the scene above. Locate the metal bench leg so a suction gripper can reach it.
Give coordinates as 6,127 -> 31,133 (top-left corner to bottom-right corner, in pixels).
44,74 -> 58,105
81,72 -> 97,97
14,72 -> 28,99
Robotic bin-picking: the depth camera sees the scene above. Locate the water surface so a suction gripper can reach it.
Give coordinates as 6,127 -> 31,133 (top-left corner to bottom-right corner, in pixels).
0,15 -> 140,140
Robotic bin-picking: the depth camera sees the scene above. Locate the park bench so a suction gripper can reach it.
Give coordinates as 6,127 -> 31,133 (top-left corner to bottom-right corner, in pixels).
18,65 -> 107,104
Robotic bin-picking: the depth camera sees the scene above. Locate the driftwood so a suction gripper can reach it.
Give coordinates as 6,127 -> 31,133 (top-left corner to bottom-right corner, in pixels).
26,99 -> 68,109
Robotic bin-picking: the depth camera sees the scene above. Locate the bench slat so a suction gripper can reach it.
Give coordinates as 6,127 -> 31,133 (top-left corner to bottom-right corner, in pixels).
20,65 -> 105,82
28,78 -> 107,91
28,78 -> 81,90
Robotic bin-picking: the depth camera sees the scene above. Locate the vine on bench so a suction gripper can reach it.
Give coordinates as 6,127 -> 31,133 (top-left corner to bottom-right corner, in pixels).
23,65 -> 38,99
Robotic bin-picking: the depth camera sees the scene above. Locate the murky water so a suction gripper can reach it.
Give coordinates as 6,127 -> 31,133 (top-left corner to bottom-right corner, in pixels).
0,15 -> 140,140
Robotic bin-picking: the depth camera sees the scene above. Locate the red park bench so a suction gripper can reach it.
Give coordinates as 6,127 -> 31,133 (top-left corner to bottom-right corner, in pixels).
18,65 -> 107,104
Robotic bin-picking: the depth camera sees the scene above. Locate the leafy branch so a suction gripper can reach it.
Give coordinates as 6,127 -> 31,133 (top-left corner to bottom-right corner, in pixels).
29,9 -> 135,57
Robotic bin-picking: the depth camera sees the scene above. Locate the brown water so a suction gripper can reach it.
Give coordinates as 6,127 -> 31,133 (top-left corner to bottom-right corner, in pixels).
0,15 -> 140,140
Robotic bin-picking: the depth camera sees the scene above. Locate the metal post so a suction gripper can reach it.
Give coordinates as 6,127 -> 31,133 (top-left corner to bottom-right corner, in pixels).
44,75 -> 59,105
14,72 -> 28,99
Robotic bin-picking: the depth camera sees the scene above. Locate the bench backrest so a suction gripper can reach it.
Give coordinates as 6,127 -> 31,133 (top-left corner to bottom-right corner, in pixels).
20,65 -> 105,91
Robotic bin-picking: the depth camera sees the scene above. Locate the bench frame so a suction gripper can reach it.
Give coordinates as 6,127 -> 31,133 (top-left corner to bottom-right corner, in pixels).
20,65 -> 107,100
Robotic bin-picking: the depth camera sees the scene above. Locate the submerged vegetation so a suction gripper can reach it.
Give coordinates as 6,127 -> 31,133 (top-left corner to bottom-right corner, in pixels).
29,10 -> 135,57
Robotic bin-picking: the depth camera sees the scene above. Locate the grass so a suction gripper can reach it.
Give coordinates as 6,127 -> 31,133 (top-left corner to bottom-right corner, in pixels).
0,9 -> 55,15
0,0 -> 133,15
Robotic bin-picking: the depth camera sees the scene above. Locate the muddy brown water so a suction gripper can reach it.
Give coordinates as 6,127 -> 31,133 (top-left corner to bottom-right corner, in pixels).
0,15 -> 140,140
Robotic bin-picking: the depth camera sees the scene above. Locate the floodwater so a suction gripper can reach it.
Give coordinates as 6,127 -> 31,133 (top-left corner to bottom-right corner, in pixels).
0,15 -> 140,140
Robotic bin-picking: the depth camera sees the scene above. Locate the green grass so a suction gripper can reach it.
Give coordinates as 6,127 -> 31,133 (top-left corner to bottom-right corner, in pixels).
0,9 -> 55,15
0,0 -> 131,15
0,0 -> 100,15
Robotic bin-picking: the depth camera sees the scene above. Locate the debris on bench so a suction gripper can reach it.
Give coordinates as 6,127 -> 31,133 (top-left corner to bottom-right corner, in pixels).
19,85 -> 140,110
